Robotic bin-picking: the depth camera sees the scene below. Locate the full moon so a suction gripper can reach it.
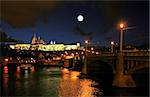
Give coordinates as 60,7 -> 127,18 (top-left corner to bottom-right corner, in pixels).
77,15 -> 84,22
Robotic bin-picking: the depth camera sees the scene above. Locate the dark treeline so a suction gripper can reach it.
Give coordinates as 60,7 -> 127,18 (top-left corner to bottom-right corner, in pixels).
0,31 -> 24,43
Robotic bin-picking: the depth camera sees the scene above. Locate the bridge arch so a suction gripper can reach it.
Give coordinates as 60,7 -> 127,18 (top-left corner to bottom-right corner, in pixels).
87,60 -> 114,87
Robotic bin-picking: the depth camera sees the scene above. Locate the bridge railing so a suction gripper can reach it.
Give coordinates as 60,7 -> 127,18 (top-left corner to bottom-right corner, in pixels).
124,51 -> 149,56
87,51 -> 149,75
123,52 -> 149,75
90,52 -> 116,57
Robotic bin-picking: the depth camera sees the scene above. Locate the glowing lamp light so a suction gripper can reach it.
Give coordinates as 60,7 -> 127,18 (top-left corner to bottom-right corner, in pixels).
92,51 -> 95,53
83,49 -> 85,51
76,52 -> 78,55
111,41 -> 114,45
120,23 -> 124,29
96,52 -> 100,54
81,52 -> 84,54
77,43 -> 80,47
85,40 -> 88,44
4,58 -> 9,62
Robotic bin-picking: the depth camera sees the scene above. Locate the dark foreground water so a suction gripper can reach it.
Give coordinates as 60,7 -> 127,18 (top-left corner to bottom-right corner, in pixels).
1,66 -> 103,96
1,65 -> 149,97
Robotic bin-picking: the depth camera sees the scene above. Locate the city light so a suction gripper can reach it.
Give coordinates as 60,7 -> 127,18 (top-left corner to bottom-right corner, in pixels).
85,40 -> 88,44
120,23 -> 124,29
91,47 -> 94,50
17,66 -> 20,73
4,58 -> 9,62
4,66 -> 8,74
1,1 -> 149,97
31,66 -> 35,72
71,53 -> 74,56
111,41 -> 114,45
62,68 -> 69,74
81,52 -> 84,54
83,48 -> 85,51
77,43 -> 80,47
53,57 -> 61,60
95,52 -> 100,54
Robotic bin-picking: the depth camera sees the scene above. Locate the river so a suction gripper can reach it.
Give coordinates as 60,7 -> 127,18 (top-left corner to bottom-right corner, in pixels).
1,65 -> 149,96
1,66 -> 103,96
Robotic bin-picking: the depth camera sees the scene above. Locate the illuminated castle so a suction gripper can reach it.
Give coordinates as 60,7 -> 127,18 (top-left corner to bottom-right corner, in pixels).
31,34 -> 46,45
9,34 -> 81,51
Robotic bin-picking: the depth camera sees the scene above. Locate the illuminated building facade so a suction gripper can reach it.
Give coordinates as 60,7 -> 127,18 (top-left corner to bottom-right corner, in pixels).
9,34 -> 80,51
31,34 -> 46,45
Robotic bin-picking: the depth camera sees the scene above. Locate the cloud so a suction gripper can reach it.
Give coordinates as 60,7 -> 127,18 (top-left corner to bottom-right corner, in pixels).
1,1 -> 59,28
73,26 -> 93,41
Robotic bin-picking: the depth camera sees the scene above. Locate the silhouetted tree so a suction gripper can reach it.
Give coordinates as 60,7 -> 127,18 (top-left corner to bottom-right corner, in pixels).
0,31 -> 24,42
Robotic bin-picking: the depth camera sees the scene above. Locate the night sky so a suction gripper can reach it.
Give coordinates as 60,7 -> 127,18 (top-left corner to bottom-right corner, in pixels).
1,1 -> 149,46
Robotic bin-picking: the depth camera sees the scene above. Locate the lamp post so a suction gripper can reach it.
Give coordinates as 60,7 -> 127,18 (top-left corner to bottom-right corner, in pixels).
82,40 -> 88,74
111,41 -> 114,53
85,40 -> 88,60
113,23 -> 136,87
119,23 -> 124,52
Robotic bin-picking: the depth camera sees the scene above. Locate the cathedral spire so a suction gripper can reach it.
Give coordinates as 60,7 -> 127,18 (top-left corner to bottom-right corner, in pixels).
34,33 -> 36,38
31,33 -> 37,44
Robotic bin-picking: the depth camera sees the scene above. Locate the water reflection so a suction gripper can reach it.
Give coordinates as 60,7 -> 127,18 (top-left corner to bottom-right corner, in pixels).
79,79 -> 102,97
24,70 -> 29,78
59,68 -> 102,97
3,74 -> 8,88
2,66 -> 102,96
17,66 -> 20,73
3,66 -> 8,74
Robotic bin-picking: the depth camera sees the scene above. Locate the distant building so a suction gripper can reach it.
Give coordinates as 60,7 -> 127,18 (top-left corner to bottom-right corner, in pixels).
31,34 -> 46,45
9,34 -> 81,51
123,45 -> 139,52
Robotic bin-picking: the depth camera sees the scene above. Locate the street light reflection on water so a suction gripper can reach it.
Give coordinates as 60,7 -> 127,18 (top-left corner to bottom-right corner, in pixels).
2,66 -> 103,96
59,68 -> 103,97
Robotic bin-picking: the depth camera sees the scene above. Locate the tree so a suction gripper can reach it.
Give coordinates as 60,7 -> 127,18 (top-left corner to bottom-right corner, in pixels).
0,31 -> 7,42
0,31 -> 24,42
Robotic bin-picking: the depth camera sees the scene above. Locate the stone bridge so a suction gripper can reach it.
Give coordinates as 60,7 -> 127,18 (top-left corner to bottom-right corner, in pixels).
86,51 -> 149,87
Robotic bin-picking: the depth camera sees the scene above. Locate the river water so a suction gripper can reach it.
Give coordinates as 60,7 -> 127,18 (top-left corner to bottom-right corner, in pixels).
1,66 -> 103,96
1,65 -> 149,96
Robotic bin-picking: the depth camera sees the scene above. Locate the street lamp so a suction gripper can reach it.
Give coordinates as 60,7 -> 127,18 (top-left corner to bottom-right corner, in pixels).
119,22 -> 135,52
120,23 -> 124,29
82,40 -> 88,74
119,23 -> 125,52
111,41 -> 114,53
85,40 -> 88,56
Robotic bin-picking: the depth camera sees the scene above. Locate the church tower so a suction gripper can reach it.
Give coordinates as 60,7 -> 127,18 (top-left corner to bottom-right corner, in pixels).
31,34 -> 37,44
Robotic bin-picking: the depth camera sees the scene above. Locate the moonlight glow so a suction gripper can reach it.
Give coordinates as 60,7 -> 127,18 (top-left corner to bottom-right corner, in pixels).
77,15 -> 84,22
